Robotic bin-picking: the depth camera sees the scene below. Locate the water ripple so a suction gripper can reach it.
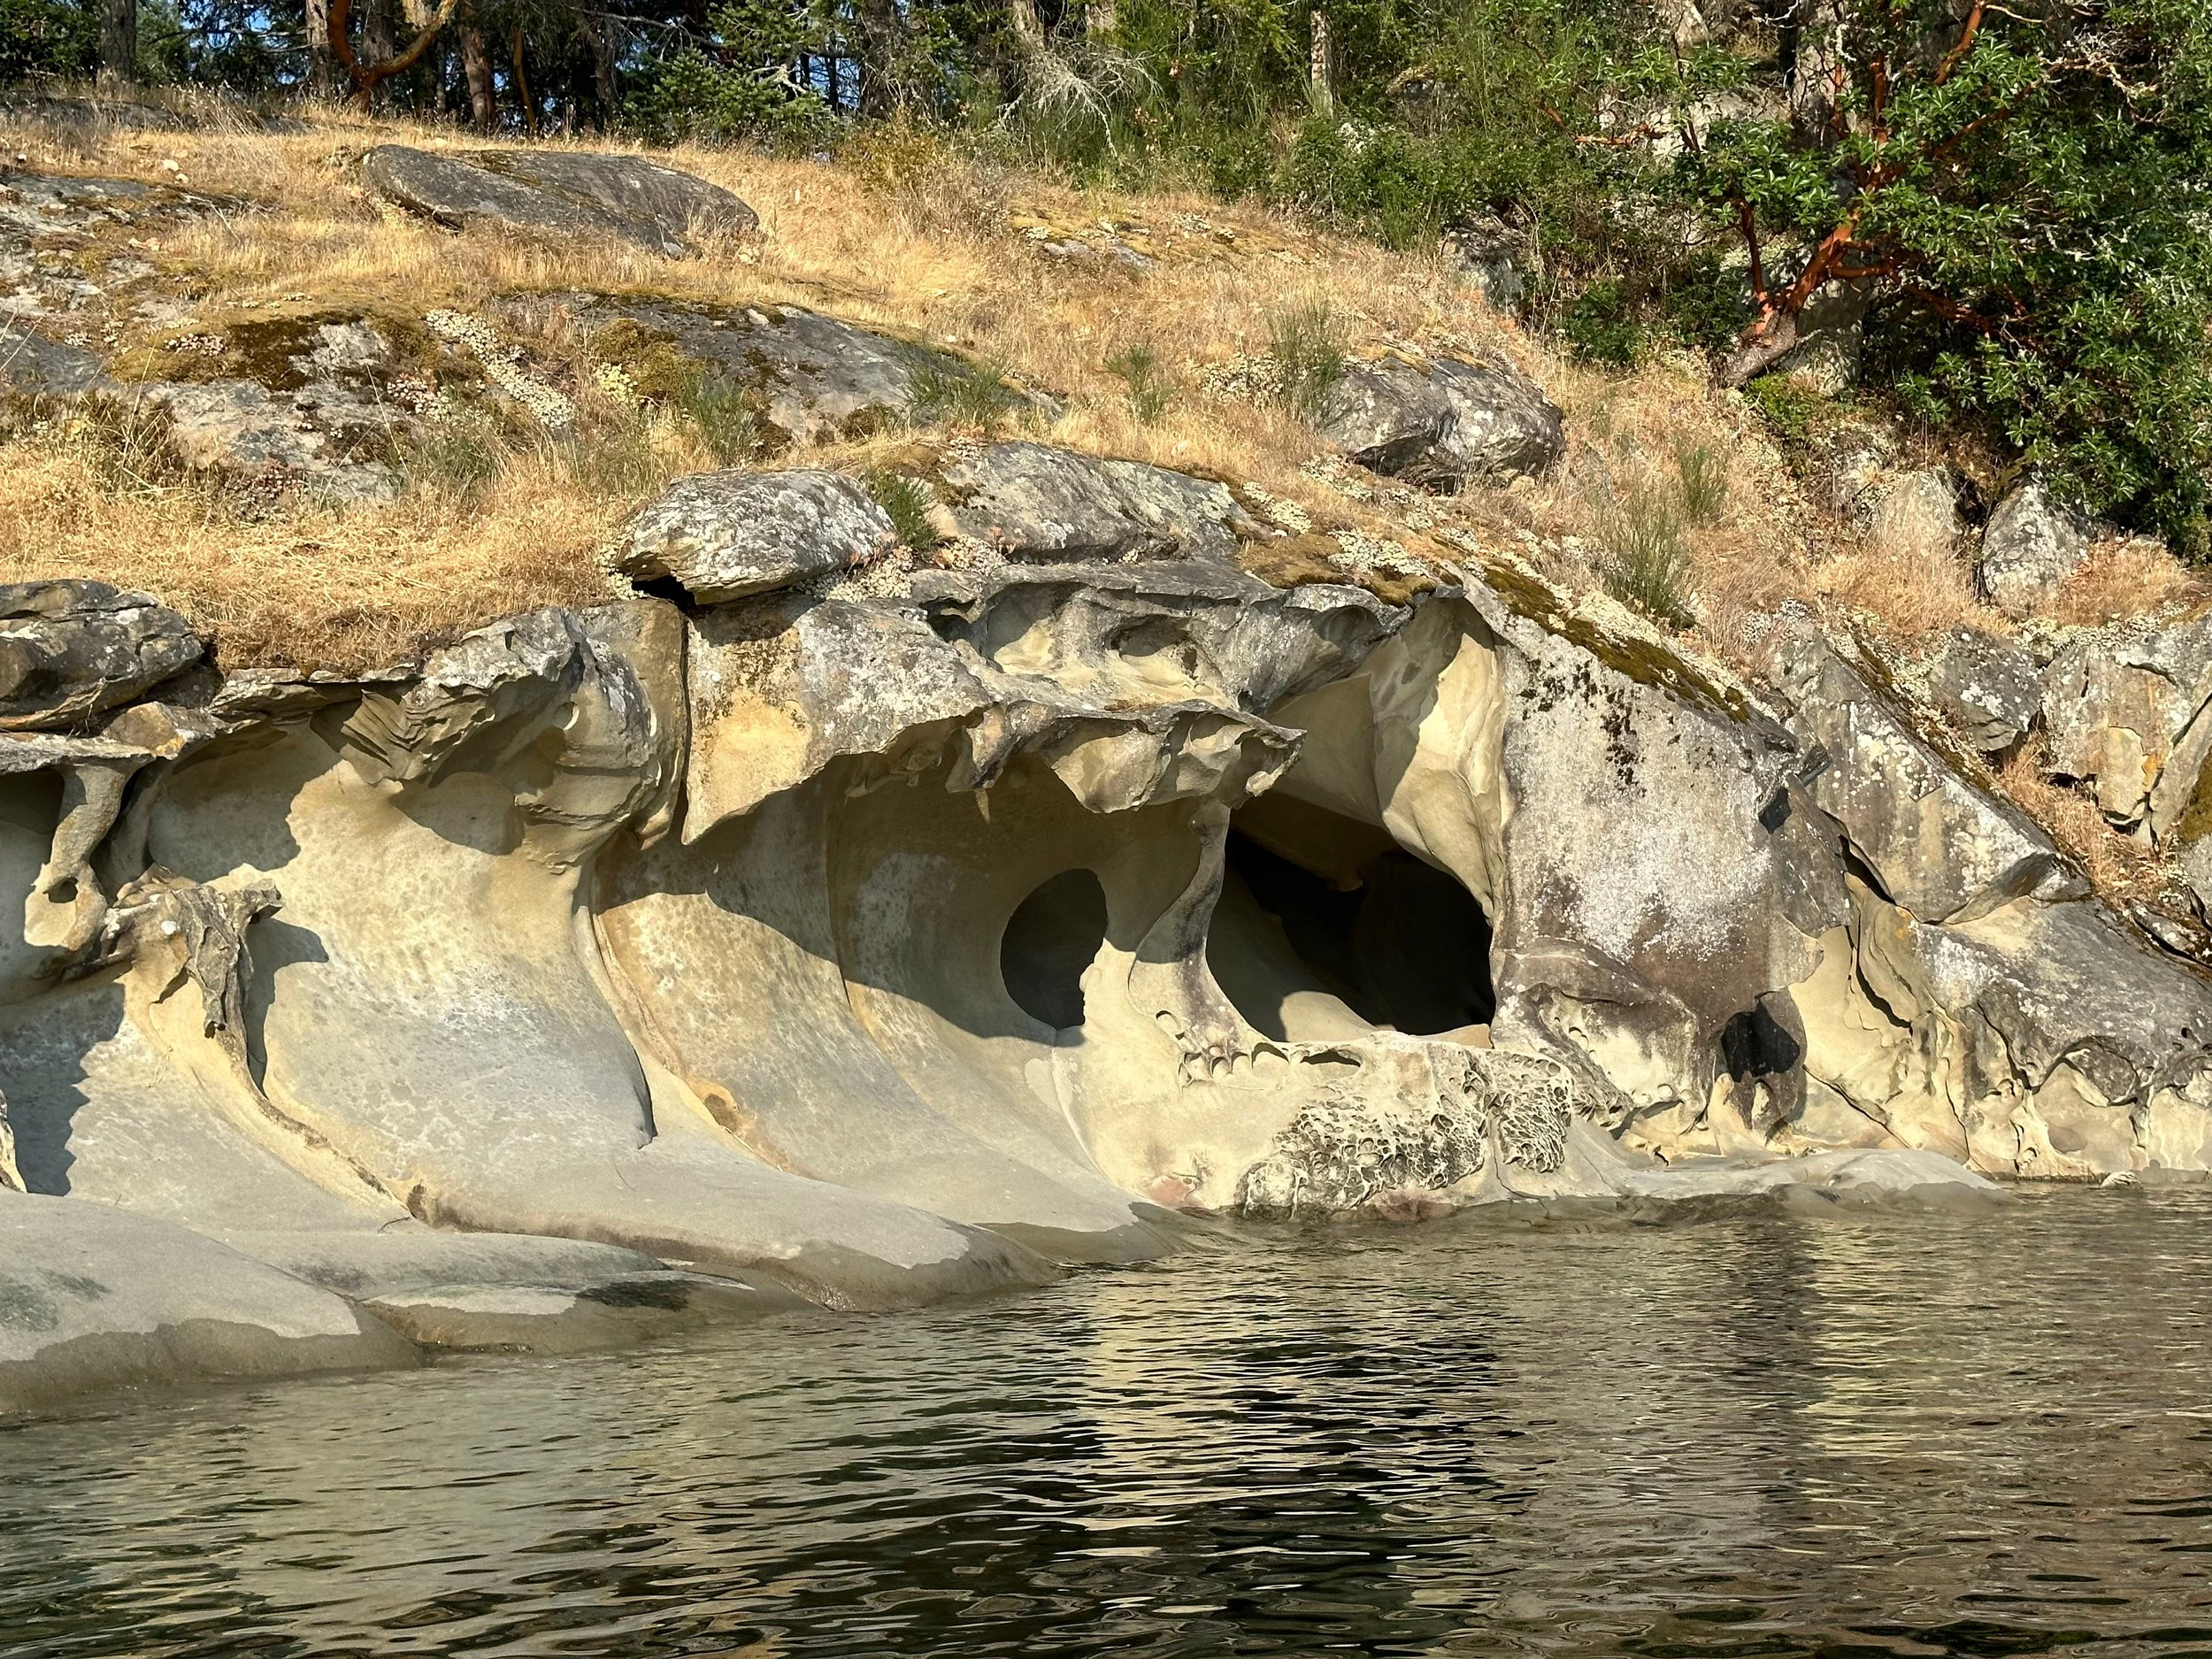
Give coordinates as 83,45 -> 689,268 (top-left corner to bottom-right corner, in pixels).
4,1187 -> 2211,1657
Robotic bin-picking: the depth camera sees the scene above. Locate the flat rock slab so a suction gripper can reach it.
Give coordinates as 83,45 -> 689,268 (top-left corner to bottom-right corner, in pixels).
0,580 -> 204,731
1318,354 -> 1563,485
621,468 -> 897,603
563,296 -> 995,447
0,324 -> 111,395
0,1191 -> 418,1422
362,1270 -> 807,1354
944,442 -> 1260,561
363,146 -> 757,257
0,174 -> 227,325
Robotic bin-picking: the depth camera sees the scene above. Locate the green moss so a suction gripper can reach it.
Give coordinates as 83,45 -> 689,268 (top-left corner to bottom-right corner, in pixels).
1474,556 -> 1754,724
114,306 -> 454,393
585,317 -> 696,402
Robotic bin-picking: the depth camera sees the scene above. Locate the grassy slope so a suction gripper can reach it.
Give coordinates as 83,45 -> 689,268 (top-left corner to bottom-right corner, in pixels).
0,102 -> 2199,901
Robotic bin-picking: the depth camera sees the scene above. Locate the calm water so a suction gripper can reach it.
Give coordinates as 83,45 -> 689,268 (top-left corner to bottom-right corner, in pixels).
5,1186 -> 2212,1659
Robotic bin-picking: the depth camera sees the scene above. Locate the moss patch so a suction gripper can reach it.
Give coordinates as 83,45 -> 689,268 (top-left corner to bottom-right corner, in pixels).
112,305 -> 456,393
1237,533 -> 1436,609
1474,555 -> 1754,724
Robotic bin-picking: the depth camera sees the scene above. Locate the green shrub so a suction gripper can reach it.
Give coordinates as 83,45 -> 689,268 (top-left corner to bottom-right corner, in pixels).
868,471 -> 941,550
1266,303 -> 1345,424
907,352 -> 1024,431
1105,345 -> 1176,425
1745,375 -> 1828,446
1597,488 -> 1694,628
1560,280 -> 1640,367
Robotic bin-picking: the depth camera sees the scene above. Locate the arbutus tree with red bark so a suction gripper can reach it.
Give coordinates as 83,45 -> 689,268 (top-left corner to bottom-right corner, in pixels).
1672,0 -> 2212,544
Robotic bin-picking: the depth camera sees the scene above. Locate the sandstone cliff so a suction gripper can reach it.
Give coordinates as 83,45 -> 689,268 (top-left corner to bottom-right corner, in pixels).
1,111 -> 2206,1418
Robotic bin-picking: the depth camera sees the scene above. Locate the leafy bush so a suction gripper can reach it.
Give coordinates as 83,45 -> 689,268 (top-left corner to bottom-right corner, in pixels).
1266,302 -> 1345,423
623,0 -> 835,150
0,0 -> 95,82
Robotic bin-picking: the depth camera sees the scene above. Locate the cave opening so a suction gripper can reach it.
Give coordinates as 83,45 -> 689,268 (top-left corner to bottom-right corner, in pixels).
1000,868 -> 1110,1030
1211,800 -> 1495,1042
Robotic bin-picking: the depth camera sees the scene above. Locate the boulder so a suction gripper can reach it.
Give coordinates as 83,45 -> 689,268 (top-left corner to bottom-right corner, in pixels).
619,469 -> 898,603
1925,628 -> 2042,755
1978,473 -> 2091,614
0,1190 -> 417,1422
0,580 -> 204,731
2040,616 -> 2212,833
362,146 -> 757,257
1317,354 -> 1563,486
563,296 -> 1010,447
943,442 -> 1262,561
1869,465 -> 1961,555
0,324 -> 111,395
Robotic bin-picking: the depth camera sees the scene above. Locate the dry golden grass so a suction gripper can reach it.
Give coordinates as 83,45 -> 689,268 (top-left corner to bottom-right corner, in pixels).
2046,535 -> 2210,629
0,102 -> 2168,688
1998,740 -> 2172,909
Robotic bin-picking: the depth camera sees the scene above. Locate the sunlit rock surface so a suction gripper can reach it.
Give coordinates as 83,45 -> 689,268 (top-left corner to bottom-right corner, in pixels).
5,437 -> 2207,1416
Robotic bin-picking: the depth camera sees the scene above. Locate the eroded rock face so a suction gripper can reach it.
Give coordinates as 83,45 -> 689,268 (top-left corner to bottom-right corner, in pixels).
1318,355 -> 1564,485
7,442 -> 2207,1421
0,580 -> 203,730
362,146 -> 757,257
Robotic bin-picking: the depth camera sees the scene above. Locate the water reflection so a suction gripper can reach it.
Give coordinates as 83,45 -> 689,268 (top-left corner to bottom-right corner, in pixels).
4,1187 -> 2211,1657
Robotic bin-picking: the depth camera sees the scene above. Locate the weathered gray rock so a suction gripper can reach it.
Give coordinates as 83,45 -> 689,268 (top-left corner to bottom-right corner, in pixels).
2040,615 -> 2212,833
1978,473 -> 2091,614
1317,355 -> 1563,485
0,580 -> 203,731
620,469 -> 898,603
1870,465 -> 1961,554
1926,628 -> 2042,754
0,324 -> 111,395
362,146 -> 757,257
558,296 -> 1005,448
1770,630 -> 2080,923
141,377 -> 406,503
944,442 -> 1260,561
0,1189 -> 417,1422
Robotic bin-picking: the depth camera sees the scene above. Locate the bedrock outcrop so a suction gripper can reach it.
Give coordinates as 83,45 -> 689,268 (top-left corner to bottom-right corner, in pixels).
13,442 -> 2212,1417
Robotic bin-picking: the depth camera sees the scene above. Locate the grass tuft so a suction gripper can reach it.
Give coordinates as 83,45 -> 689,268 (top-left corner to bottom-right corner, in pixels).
907,352 -> 1025,432
1266,302 -> 1346,423
1673,439 -> 1728,525
672,370 -> 760,465
1597,486 -> 1696,629
868,470 -> 941,549
1106,344 -> 1176,425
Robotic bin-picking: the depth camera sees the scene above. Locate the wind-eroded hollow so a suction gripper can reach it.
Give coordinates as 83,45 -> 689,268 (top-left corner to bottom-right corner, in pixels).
1000,869 -> 1111,1031
1211,798 -> 1495,1042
